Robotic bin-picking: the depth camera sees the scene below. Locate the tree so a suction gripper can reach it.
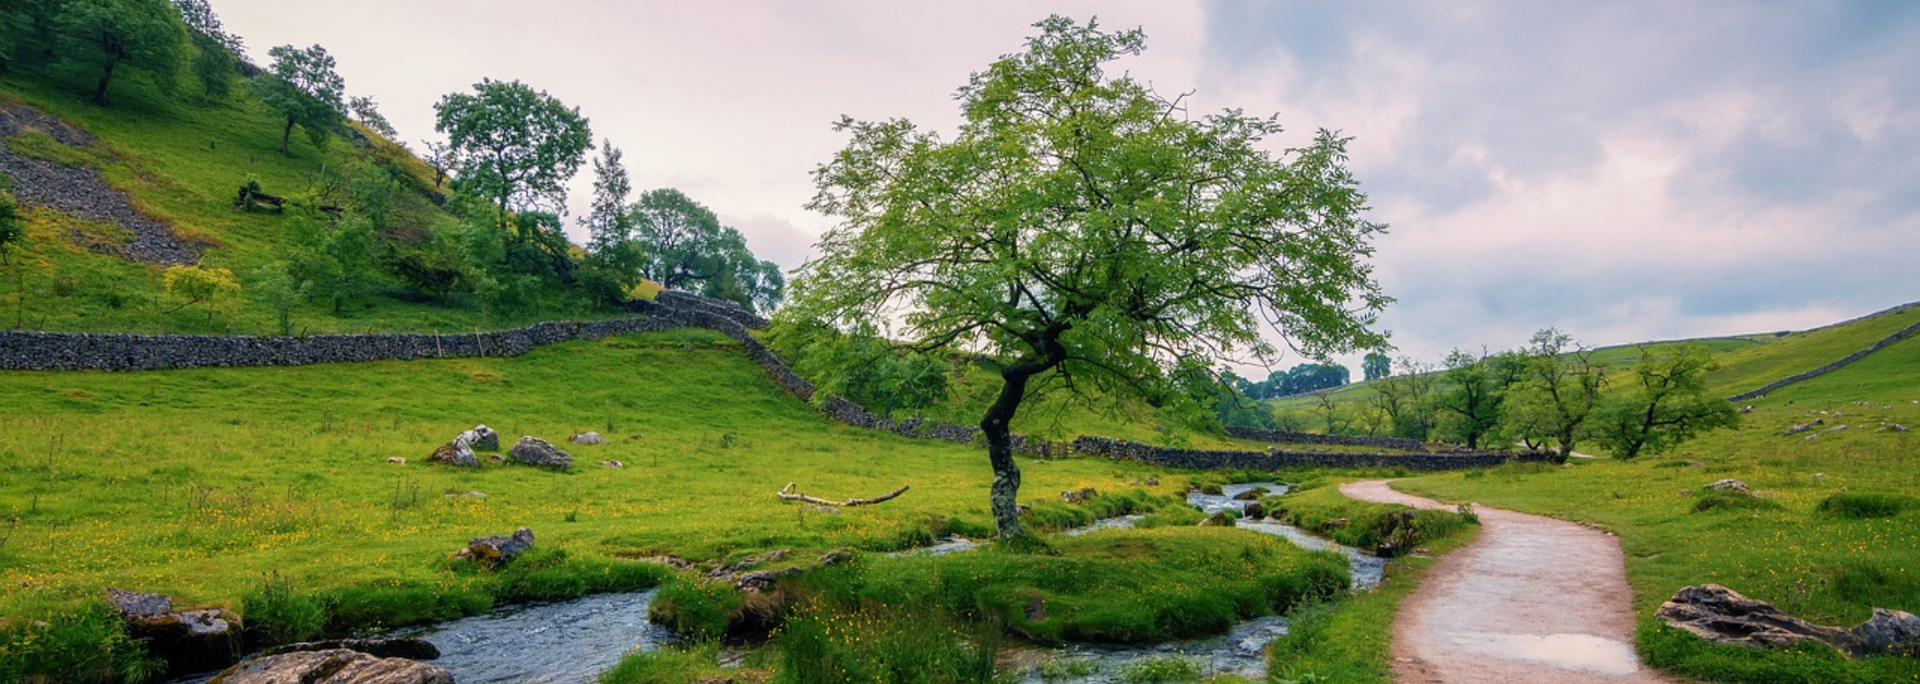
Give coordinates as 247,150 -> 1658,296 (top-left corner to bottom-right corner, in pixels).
1589,345 -> 1738,459
0,192 -> 21,264
248,261 -> 297,335
434,79 -> 591,232
1435,349 -> 1508,449
785,17 -> 1388,541
627,188 -> 784,313
348,95 -> 398,139
1363,351 -> 1391,381
163,264 -> 238,324
422,140 -> 451,188
1280,362 -> 1350,396
172,0 -> 239,102
580,139 -> 642,303
257,44 -> 345,155
1501,328 -> 1604,456
57,0 -> 187,106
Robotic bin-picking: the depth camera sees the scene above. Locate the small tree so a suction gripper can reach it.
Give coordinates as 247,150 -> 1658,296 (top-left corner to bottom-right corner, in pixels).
1589,345 -> 1739,459
581,139 -> 643,304
1363,351 -> 1391,381
0,192 -> 21,263
58,0 -> 187,105
787,17 -> 1388,540
1501,328 -> 1604,456
173,0 -> 238,102
258,44 -> 345,155
163,264 -> 238,324
248,261 -> 297,335
1436,349 -> 1508,449
434,79 -> 592,232
628,188 -> 784,312
348,95 -> 398,139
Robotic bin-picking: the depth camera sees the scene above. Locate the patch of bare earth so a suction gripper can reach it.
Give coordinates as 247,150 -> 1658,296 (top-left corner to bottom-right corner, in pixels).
1341,480 -> 1678,684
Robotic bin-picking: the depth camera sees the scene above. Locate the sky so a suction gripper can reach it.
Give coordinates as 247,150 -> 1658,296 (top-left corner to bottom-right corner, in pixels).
212,1 -> 1920,374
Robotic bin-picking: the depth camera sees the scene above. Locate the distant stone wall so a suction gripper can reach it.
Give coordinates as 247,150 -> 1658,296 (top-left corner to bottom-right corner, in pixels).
1224,427 -> 1426,452
1072,436 -> 1563,471
1727,316 -> 1920,402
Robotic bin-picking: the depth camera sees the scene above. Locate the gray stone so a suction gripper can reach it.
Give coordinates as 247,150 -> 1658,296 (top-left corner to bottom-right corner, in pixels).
1243,500 -> 1267,520
452,527 -> 535,567
1061,487 -> 1098,503
429,440 -> 477,467
1847,608 -> 1920,657
107,589 -> 238,676
569,431 -> 607,445
261,637 -> 440,661
457,425 -> 500,451
209,648 -> 451,684
1786,424 -> 1813,435
1705,479 -> 1750,494
1655,584 -> 1850,651
508,436 -> 572,469
107,588 -> 172,619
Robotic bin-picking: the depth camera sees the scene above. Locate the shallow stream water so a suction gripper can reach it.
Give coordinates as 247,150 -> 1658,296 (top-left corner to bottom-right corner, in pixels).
172,481 -> 1381,684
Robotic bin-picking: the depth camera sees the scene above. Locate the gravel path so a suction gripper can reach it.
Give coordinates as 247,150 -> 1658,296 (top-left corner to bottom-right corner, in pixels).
1340,480 -> 1677,684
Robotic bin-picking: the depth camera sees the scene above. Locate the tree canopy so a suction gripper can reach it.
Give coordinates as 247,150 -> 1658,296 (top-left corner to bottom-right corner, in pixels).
257,44 -> 345,155
786,16 -> 1389,540
57,0 -> 186,105
628,188 -> 784,313
435,79 -> 592,229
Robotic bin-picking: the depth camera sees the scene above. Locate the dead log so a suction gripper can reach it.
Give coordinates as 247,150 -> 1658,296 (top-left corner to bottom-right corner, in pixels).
776,482 -> 908,507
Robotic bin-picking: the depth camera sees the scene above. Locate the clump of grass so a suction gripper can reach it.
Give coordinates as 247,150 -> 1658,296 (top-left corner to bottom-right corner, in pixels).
648,577 -> 744,641
599,642 -> 743,684
1118,656 -> 1202,684
0,602 -> 167,684
1272,486 -> 1478,554
1691,489 -> 1782,513
240,571 -> 329,648
1638,619 -> 1881,684
773,602 -> 996,684
1816,491 -> 1919,519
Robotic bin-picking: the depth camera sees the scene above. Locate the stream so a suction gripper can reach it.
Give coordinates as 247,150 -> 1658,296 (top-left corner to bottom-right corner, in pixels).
172,481 -> 1380,684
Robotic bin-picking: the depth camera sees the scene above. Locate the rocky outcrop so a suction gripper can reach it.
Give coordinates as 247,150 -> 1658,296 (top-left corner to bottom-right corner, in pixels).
569,431 -> 607,445
107,588 -> 238,676
0,103 -> 201,265
1705,479 -> 1750,494
452,527 -> 535,567
508,436 -> 571,469
1655,584 -> 1920,657
208,648 -> 451,684
428,440 -> 477,467
457,425 -> 500,451
259,637 -> 439,661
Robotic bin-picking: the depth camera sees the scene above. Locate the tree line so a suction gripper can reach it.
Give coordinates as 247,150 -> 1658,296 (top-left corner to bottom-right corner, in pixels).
0,0 -> 782,331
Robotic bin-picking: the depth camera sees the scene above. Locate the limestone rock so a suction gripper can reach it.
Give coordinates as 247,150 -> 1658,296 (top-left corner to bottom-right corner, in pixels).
601,460 -> 624,469
508,436 -> 572,469
107,588 -> 173,619
1655,584 -> 1850,650
108,589 -> 238,676
569,431 -> 607,445
1705,479 -> 1750,494
819,548 -> 855,566
452,527 -> 535,567
1232,487 -> 1267,501
260,637 -> 440,661
1786,424 -> 1812,435
1060,487 -> 1098,503
1242,501 -> 1267,520
1198,511 -> 1236,527
1847,608 -> 1920,657
386,457 -> 406,465
209,648 -> 451,684
457,425 -> 500,451
429,440 -> 477,467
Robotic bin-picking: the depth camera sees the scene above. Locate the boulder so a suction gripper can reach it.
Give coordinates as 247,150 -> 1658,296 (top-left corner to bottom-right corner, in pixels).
208,648 -> 451,684
569,431 -> 607,445
1848,608 -> 1920,657
1232,487 -> 1267,501
1705,479 -> 1750,494
452,527 -> 535,567
508,436 -> 572,469
818,548 -> 855,566
1242,501 -> 1267,520
1198,511 -> 1236,527
1786,424 -> 1812,435
1060,487 -> 1098,503
108,589 -> 238,676
429,440 -> 478,467
1655,584 -> 1850,650
260,637 -> 440,661
457,425 -> 500,451
601,460 -> 624,469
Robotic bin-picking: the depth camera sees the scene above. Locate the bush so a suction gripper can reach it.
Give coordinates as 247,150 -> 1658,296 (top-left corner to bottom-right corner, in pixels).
241,572 -> 330,648
1817,492 -> 1919,519
0,602 -> 165,684
1691,490 -> 1781,513
648,577 -> 742,641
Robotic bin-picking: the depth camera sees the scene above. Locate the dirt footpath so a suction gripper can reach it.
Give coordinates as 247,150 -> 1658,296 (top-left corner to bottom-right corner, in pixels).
1340,480 -> 1678,684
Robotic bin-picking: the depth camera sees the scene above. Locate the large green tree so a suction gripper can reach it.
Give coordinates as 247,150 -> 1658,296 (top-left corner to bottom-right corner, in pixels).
57,0 -> 187,105
434,79 -> 592,232
1435,349 -> 1509,449
786,17 -> 1388,540
628,188 -> 783,313
1501,328 -> 1604,456
1589,344 -> 1739,459
257,44 -> 345,155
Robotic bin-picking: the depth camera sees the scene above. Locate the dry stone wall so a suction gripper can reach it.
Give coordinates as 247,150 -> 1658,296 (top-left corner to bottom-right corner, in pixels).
1224,427 -> 1425,452
1072,436 -> 1564,471
1727,315 -> 1920,402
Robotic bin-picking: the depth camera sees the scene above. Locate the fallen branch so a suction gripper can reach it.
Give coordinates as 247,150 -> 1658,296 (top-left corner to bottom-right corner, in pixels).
776,482 -> 909,507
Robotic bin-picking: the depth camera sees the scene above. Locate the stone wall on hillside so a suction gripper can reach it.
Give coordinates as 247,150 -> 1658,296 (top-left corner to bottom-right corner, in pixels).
1072,436 -> 1563,471
1727,316 -> 1920,402
1224,427 -> 1426,452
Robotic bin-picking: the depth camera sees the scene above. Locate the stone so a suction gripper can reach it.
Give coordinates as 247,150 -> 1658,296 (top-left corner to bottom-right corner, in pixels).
208,648 -> 451,684
386,457 -> 406,465
261,637 -> 440,661
446,491 -> 486,499
818,548 -> 855,566
456,425 -> 500,451
1786,424 -> 1812,435
1891,424 -> 1911,433
1655,584 -> 1851,651
108,589 -> 238,676
429,440 -> 477,467
1828,424 -> 1850,432
1144,476 -> 1160,487
1232,487 -> 1267,501
601,460 -> 623,469
736,568 -> 801,593
1846,608 -> 1920,657
1060,487 -> 1098,503
452,527 -> 535,567
508,436 -> 572,469
1242,501 -> 1267,520
569,431 -> 607,445
1739,405 -> 1754,414
1705,479 -> 1750,494
1198,511 -> 1236,527
107,588 -> 173,619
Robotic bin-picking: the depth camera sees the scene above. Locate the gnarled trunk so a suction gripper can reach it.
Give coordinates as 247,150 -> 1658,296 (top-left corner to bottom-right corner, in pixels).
94,61 -> 116,105
981,368 -> 1032,541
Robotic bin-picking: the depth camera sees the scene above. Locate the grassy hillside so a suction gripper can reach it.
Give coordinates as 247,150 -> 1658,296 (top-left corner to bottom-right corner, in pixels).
1392,331 -> 1920,682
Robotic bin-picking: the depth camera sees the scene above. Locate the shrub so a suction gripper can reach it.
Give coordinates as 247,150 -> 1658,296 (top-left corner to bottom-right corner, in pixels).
1817,492 -> 1919,519
241,572 -> 329,648
0,602 -> 165,684
1691,490 -> 1781,513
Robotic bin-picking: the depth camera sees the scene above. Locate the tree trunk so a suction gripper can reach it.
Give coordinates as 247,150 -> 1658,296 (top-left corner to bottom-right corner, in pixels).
981,369 -> 1032,541
280,116 -> 296,155
93,62 -> 115,105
